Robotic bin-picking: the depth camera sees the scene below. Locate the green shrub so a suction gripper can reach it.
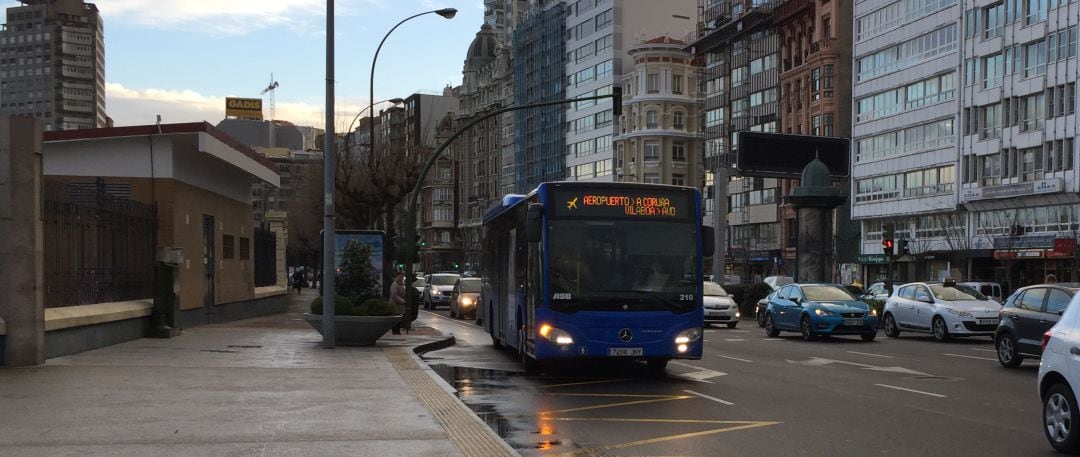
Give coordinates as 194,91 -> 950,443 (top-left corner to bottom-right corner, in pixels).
310,295 -> 356,315
355,297 -> 399,316
723,283 -> 773,317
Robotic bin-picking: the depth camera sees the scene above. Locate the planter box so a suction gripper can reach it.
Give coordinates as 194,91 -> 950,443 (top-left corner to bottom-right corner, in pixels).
303,314 -> 402,346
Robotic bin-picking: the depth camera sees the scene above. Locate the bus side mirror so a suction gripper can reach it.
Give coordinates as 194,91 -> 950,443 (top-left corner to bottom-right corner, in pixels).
702,226 -> 715,257
526,203 -> 544,243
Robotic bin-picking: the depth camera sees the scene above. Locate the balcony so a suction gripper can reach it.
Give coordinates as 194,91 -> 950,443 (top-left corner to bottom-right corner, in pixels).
772,0 -> 812,26
808,38 -> 838,56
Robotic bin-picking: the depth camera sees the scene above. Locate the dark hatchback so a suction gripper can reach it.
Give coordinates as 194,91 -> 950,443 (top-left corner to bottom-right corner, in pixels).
994,283 -> 1080,368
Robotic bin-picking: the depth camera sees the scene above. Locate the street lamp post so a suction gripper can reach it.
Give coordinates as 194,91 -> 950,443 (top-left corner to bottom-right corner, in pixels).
322,0 -> 336,348
368,8 -> 457,171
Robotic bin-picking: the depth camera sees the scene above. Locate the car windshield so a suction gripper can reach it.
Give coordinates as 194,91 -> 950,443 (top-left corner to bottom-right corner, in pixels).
431,275 -> 460,286
548,219 -> 697,313
703,282 -> 728,297
802,285 -> 857,301
931,285 -> 985,301
413,278 -> 427,287
458,279 -> 481,292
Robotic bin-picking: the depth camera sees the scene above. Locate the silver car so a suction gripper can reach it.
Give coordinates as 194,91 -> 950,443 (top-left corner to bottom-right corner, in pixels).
883,281 -> 1002,341
704,281 -> 740,328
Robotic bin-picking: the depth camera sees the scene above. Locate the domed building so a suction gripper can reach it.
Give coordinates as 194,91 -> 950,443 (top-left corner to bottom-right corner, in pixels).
613,36 -> 702,190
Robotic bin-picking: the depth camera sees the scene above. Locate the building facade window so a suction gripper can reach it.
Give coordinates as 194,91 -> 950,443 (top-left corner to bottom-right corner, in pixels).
673,111 -> 685,130
644,141 -> 660,162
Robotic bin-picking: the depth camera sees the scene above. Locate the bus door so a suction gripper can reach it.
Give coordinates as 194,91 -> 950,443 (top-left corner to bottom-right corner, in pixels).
505,229 -> 517,348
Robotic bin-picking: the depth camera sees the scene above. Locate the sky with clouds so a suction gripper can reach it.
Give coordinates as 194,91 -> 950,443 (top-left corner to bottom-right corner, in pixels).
1,0 -> 484,129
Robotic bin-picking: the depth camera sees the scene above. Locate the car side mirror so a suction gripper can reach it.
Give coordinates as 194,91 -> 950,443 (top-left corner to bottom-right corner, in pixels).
791,297 -> 802,305
917,295 -> 933,304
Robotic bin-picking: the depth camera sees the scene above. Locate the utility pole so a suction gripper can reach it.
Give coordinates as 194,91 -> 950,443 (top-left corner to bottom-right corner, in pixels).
321,0 -> 336,348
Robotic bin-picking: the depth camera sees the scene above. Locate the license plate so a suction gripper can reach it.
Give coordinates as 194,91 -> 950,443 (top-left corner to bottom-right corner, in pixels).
845,319 -> 863,326
608,347 -> 643,357
978,318 -> 1000,325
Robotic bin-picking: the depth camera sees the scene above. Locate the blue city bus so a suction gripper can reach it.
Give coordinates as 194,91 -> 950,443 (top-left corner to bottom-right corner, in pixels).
479,182 -> 713,371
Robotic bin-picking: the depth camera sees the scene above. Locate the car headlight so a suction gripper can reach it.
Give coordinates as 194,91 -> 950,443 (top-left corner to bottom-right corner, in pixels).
431,289 -> 440,296
945,308 -> 972,318
675,327 -> 702,344
460,296 -> 473,306
538,323 -> 574,345
814,308 -> 837,317
870,308 -> 878,317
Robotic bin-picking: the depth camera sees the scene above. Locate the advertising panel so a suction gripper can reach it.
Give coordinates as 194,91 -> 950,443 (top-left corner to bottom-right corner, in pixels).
225,97 -> 264,120
334,230 -> 386,292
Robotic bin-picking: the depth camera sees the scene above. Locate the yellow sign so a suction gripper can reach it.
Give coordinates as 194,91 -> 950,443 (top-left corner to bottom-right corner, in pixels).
225,97 -> 263,120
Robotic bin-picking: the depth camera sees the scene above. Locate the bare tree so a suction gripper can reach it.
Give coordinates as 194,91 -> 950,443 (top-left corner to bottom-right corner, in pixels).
287,159 -> 325,274
938,213 -> 975,279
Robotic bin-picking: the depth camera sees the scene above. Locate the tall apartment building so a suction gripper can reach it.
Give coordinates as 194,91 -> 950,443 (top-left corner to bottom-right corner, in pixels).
0,0 -> 106,130
692,0 -> 785,281
404,91 -> 462,273
564,0 -> 697,184
614,36 -> 703,187
483,0 -> 529,198
851,0 -> 964,282
956,0 -> 1080,284
512,1 -> 567,193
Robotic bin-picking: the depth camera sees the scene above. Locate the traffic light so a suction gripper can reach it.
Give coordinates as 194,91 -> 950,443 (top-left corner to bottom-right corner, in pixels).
882,223 -> 895,255
899,239 -> 911,256
416,234 -> 427,248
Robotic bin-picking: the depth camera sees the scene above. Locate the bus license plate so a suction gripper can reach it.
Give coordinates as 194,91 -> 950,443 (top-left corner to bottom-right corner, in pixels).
609,347 -> 643,357
845,319 -> 863,326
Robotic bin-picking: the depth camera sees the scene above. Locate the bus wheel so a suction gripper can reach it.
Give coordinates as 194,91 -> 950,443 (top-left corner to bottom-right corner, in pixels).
519,327 -> 540,374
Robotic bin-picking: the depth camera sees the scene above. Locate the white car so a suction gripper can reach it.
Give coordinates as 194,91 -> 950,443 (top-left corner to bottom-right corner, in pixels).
882,281 -> 1003,341
1037,290 -> 1080,453
703,281 -> 740,328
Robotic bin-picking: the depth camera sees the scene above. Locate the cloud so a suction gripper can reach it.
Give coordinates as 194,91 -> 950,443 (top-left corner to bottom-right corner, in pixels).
103,0 -> 381,35
106,82 -> 377,131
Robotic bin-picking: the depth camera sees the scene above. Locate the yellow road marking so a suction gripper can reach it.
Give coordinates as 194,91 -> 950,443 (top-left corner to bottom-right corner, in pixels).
540,396 -> 692,415
539,378 -> 627,388
554,420 -> 781,457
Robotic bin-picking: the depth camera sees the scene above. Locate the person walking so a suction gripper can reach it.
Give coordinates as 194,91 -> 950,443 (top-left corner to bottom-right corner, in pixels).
292,269 -> 304,294
389,271 -> 409,335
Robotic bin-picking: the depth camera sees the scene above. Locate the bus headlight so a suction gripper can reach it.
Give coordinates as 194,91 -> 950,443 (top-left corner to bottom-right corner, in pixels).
674,327 -> 702,344
539,323 -> 574,345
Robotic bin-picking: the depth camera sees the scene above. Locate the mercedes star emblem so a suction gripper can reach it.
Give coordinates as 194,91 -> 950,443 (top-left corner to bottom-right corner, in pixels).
618,328 -> 633,342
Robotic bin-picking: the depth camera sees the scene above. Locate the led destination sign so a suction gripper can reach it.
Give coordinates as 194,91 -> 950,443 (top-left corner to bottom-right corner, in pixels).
552,188 -> 692,219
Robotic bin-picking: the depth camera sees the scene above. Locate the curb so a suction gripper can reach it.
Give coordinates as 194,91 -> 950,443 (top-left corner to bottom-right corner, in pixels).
387,336 -> 518,457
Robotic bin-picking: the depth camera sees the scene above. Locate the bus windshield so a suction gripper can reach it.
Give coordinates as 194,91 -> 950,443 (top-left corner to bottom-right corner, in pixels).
548,219 -> 697,313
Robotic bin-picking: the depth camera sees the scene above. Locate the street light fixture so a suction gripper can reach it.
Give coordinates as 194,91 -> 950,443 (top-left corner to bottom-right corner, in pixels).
368,8 -> 457,170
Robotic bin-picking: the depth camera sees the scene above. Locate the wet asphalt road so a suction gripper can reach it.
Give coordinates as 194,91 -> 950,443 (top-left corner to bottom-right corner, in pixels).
417,309 -> 1055,457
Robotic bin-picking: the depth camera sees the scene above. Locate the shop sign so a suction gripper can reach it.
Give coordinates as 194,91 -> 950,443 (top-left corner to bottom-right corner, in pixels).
993,249 -> 1045,259
1047,250 -> 1073,259
993,234 -> 1056,249
1054,238 -> 1078,255
857,254 -> 890,264
961,178 -> 1063,202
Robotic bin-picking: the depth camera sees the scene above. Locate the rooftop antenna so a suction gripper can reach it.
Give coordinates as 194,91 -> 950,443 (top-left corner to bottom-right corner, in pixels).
261,73 -> 280,120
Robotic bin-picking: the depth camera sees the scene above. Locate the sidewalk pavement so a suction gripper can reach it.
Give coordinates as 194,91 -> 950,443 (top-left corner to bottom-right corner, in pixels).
0,289 -> 517,457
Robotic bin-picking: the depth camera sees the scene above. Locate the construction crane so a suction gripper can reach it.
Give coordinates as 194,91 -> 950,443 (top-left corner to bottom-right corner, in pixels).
261,73 -> 280,120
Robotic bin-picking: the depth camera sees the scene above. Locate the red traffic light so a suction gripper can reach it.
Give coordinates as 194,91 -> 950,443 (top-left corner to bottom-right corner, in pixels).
882,239 -> 894,250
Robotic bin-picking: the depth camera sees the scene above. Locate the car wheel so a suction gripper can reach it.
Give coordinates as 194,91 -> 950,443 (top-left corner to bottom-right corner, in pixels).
1044,382 -> 1080,453
450,305 -> 458,319
883,313 -> 901,338
757,307 -> 766,327
800,315 -> 818,341
861,332 -> 877,342
995,333 -> 1023,368
931,316 -> 951,342
727,322 -> 738,329
764,313 -> 780,337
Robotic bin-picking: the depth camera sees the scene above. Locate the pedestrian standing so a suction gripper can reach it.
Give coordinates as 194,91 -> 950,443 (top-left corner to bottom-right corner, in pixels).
389,271 -> 408,335
1046,274 -> 1058,284
292,270 -> 304,294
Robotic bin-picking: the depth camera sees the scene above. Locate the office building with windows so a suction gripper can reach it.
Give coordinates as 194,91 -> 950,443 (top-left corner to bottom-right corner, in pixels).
512,1 -> 567,193
564,0 -> 697,183
614,36 -> 703,187
0,0 -> 106,130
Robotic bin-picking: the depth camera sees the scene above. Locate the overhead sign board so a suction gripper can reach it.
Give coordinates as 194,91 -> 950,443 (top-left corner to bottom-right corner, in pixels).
735,132 -> 849,178
225,97 -> 264,120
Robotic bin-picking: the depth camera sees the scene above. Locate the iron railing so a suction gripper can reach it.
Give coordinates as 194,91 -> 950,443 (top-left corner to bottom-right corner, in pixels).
43,179 -> 157,307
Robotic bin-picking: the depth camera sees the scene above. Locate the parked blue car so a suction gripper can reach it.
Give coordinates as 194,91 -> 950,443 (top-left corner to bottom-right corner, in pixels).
763,283 -> 879,341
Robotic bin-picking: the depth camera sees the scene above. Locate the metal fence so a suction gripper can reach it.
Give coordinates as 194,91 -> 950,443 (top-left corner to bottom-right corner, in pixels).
43,179 -> 157,307
254,226 -> 277,287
